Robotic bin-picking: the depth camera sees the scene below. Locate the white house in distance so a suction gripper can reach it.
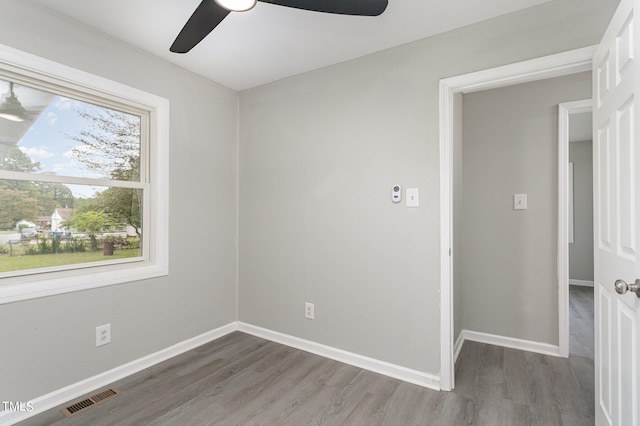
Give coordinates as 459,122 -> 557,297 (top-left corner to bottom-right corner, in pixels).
50,208 -> 73,232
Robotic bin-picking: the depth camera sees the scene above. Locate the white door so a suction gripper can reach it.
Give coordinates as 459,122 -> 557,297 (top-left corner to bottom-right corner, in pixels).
593,0 -> 640,424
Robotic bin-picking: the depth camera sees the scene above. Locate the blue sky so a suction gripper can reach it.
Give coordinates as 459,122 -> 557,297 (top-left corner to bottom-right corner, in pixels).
18,96 -> 105,198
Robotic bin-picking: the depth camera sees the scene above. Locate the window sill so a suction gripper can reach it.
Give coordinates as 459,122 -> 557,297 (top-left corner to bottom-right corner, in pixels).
0,260 -> 168,304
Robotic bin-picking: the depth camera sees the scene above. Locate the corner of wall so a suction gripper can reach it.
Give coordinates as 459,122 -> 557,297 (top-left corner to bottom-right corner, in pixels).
235,93 -> 241,322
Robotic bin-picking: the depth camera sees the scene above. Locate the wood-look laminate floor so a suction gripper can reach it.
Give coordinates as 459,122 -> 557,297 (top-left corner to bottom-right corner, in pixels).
569,285 -> 594,360
19,288 -> 594,426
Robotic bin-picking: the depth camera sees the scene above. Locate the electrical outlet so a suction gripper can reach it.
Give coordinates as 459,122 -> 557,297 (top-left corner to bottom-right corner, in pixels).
305,302 -> 314,320
96,323 -> 111,347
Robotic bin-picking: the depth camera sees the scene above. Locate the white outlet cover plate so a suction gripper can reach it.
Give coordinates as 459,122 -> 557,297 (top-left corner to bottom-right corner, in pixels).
96,323 -> 111,347
305,302 -> 315,320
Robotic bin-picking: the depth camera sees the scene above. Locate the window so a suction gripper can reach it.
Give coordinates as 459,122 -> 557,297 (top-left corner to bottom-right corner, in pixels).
0,44 -> 169,304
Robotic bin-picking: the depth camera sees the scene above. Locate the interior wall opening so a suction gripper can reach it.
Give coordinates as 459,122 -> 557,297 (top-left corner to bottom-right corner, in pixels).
565,106 -> 594,360
451,74 -> 592,385
439,46 -> 595,391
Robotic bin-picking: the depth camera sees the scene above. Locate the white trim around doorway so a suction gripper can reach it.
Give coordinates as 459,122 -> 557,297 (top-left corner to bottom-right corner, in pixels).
438,46 -> 596,391
558,99 -> 593,358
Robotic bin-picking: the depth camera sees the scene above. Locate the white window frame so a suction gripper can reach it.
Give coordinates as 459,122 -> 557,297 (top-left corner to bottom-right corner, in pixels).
0,44 -> 169,304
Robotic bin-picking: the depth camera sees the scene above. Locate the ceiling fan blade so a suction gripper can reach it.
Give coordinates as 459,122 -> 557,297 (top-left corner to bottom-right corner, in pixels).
258,0 -> 388,16
170,0 -> 231,53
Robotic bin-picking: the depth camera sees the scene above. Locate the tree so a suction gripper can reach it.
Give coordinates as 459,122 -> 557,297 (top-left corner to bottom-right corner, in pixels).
0,147 -> 41,194
0,188 -> 39,229
75,197 -> 103,214
68,106 -> 141,234
0,147 -> 74,215
33,180 -> 75,216
0,146 -> 41,173
68,107 -> 140,179
64,210 -> 109,251
0,147 -> 40,229
97,188 -> 141,236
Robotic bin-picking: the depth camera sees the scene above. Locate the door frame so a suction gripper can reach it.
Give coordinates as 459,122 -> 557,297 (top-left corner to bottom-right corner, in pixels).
558,99 -> 593,358
438,46 -> 596,391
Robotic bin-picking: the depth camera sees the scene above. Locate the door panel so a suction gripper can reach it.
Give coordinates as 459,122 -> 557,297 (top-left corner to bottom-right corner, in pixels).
618,303 -> 636,426
597,124 -> 612,250
597,286 -> 612,419
593,0 -> 639,424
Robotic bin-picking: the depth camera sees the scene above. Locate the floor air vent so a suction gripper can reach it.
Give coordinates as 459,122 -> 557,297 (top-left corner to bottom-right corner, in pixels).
61,388 -> 120,417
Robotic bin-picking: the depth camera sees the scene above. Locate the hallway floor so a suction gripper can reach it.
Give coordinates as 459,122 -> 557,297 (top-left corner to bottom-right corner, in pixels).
568,285 -> 594,360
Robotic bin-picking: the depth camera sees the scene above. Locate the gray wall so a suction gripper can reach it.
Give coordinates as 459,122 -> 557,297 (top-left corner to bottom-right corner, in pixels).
0,1 -> 238,401
239,1 -> 617,373
460,73 -> 592,345
0,0 -> 618,404
569,140 -> 594,282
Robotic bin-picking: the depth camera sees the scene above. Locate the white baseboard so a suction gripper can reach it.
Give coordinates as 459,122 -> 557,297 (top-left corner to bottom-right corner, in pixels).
237,322 -> 441,391
453,331 -> 465,363
0,322 -> 237,426
461,329 -> 560,357
569,279 -> 594,287
4,321 -> 442,425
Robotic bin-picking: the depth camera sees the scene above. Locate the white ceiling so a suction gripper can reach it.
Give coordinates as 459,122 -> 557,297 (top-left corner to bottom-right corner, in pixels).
28,0 -> 551,91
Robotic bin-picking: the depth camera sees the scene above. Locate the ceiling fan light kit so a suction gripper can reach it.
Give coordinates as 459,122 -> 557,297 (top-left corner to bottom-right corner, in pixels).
0,82 -> 27,122
214,0 -> 257,12
170,0 -> 388,53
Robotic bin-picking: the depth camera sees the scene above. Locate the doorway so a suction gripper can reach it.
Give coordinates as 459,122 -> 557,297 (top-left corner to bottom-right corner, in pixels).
559,101 -> 594,360
439,46 -> 596,390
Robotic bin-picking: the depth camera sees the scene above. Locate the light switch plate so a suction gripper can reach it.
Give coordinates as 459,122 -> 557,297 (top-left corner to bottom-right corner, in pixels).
514,194 -> 527,210
406,188 -> 420,207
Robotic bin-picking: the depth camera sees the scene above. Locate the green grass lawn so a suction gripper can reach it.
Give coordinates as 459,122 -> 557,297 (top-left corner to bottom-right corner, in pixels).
0,248 -> 141,273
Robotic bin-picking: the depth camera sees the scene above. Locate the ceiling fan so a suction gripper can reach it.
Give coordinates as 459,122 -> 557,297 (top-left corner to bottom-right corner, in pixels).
170,0 -> 389,53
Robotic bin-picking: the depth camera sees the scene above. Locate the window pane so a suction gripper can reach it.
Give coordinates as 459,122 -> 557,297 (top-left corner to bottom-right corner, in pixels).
0,78 -> 141,182
0,180 -> 142,274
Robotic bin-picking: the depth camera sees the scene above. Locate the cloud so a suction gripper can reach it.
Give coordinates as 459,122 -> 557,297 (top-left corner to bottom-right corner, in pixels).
45,112 -> 57,126
54,97 -> 81,111
19,146 -> 54,161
